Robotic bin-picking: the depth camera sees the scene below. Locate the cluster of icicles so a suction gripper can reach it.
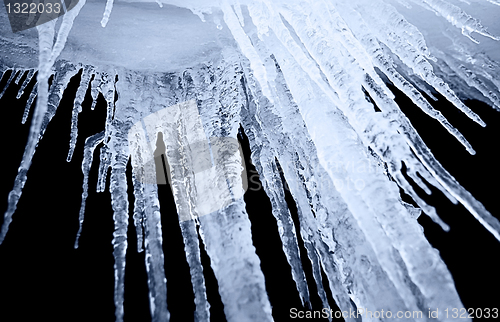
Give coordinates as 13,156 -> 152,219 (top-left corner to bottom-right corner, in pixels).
1,0 -> 500,321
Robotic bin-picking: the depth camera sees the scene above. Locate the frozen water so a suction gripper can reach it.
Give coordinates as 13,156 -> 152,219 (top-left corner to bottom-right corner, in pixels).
0,0 -> 499,321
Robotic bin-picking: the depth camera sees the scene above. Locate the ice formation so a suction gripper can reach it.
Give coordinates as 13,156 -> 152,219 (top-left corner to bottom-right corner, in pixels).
0,0 -> 499,321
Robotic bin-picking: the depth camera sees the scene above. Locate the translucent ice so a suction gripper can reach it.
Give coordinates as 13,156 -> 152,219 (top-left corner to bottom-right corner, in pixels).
1,1 -> 499,321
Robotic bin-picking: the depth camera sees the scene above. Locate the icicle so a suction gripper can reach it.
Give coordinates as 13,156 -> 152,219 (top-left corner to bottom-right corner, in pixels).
0,15 -> 63,242
410,0 -> 500,43
16,69 -> 36,99
74,131 -> 104,248
409,135 -> 500,241
240,41 -> 423,317
101,0 -> 115,27
278,4 -> 416,179
221,2 -> 274,104
67,66 -> 94,162
358,37 -> 500,232
0,59 -> 79,244
433,48 -> 500,110
341,0 -> 435,60
49,0 -> 87,67
383,22 -> 483,125
271,159 -> 333,318
361,72 -> 475,193
360,74 -> 500,240
0,69 -> 16,100
190,63 -> 279,319
256,156 -> 312,307
229,41 -> 321,311
319,3 -> 474,156
197,201 -> 273,322
14,70 -> 24,85
89,71 -> 116,191
246,1 -> 343,109
171,63 -> 273,322
122,71 -> 170,322
410,75 -> 439,101
108,133 -> 130,322
89,72 -> 102,110
264,162 -> 312,308
338,0 -> 485,127
179,220 -> 211,322
233,3 -> 245,27
238,105 -> 311,307
150,75 -> 212,321
260,25 -> 469,316
97,144 -> 111,192
101,70 -> 117,143
368,68 -> 474,154
2,1 -> 500,320
365,44 -> 500,237
128,113 -> 151,254
276,69 -> 416,319
22,84 -> 37,124
130,158 -> 145,253
303,80 -> 463,319
261,61 -> 351,312
309,0 -> 383,82
234,38 -> 354,316
0,0 -> 87,240
142,183 -> 170,322
469,53 -> 500,100
338,0 -> 484,142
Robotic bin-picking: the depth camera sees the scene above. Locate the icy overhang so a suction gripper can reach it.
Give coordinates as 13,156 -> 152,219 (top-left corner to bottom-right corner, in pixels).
1,0 -> 499,72
0,0 -> 233,72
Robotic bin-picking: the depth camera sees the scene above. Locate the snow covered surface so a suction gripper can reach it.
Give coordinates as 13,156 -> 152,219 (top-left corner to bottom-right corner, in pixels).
0,0 -> 499,321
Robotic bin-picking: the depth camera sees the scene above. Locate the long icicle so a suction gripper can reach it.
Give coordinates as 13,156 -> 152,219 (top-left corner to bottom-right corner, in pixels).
1,18 -> 57,244
179,220 -> 211,322
67,66 -> 95,162
74,131 -> 105,248
14,70 -> 24,85
1,0 -> 85,243
108,133 -> 130,322
124,71 -> 170,322
16,69 -> 36,100
22,81 -> 38,124
0,69 -> 17,100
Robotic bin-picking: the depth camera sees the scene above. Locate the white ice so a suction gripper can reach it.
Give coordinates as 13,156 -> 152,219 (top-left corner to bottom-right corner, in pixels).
1,0 -> 499,321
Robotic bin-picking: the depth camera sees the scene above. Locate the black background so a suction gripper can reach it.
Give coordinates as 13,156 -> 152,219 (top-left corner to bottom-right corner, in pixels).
0,69 -> 499,322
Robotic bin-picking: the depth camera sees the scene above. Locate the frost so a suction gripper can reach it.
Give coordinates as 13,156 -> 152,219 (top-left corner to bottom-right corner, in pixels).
1,0 -> 499,321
